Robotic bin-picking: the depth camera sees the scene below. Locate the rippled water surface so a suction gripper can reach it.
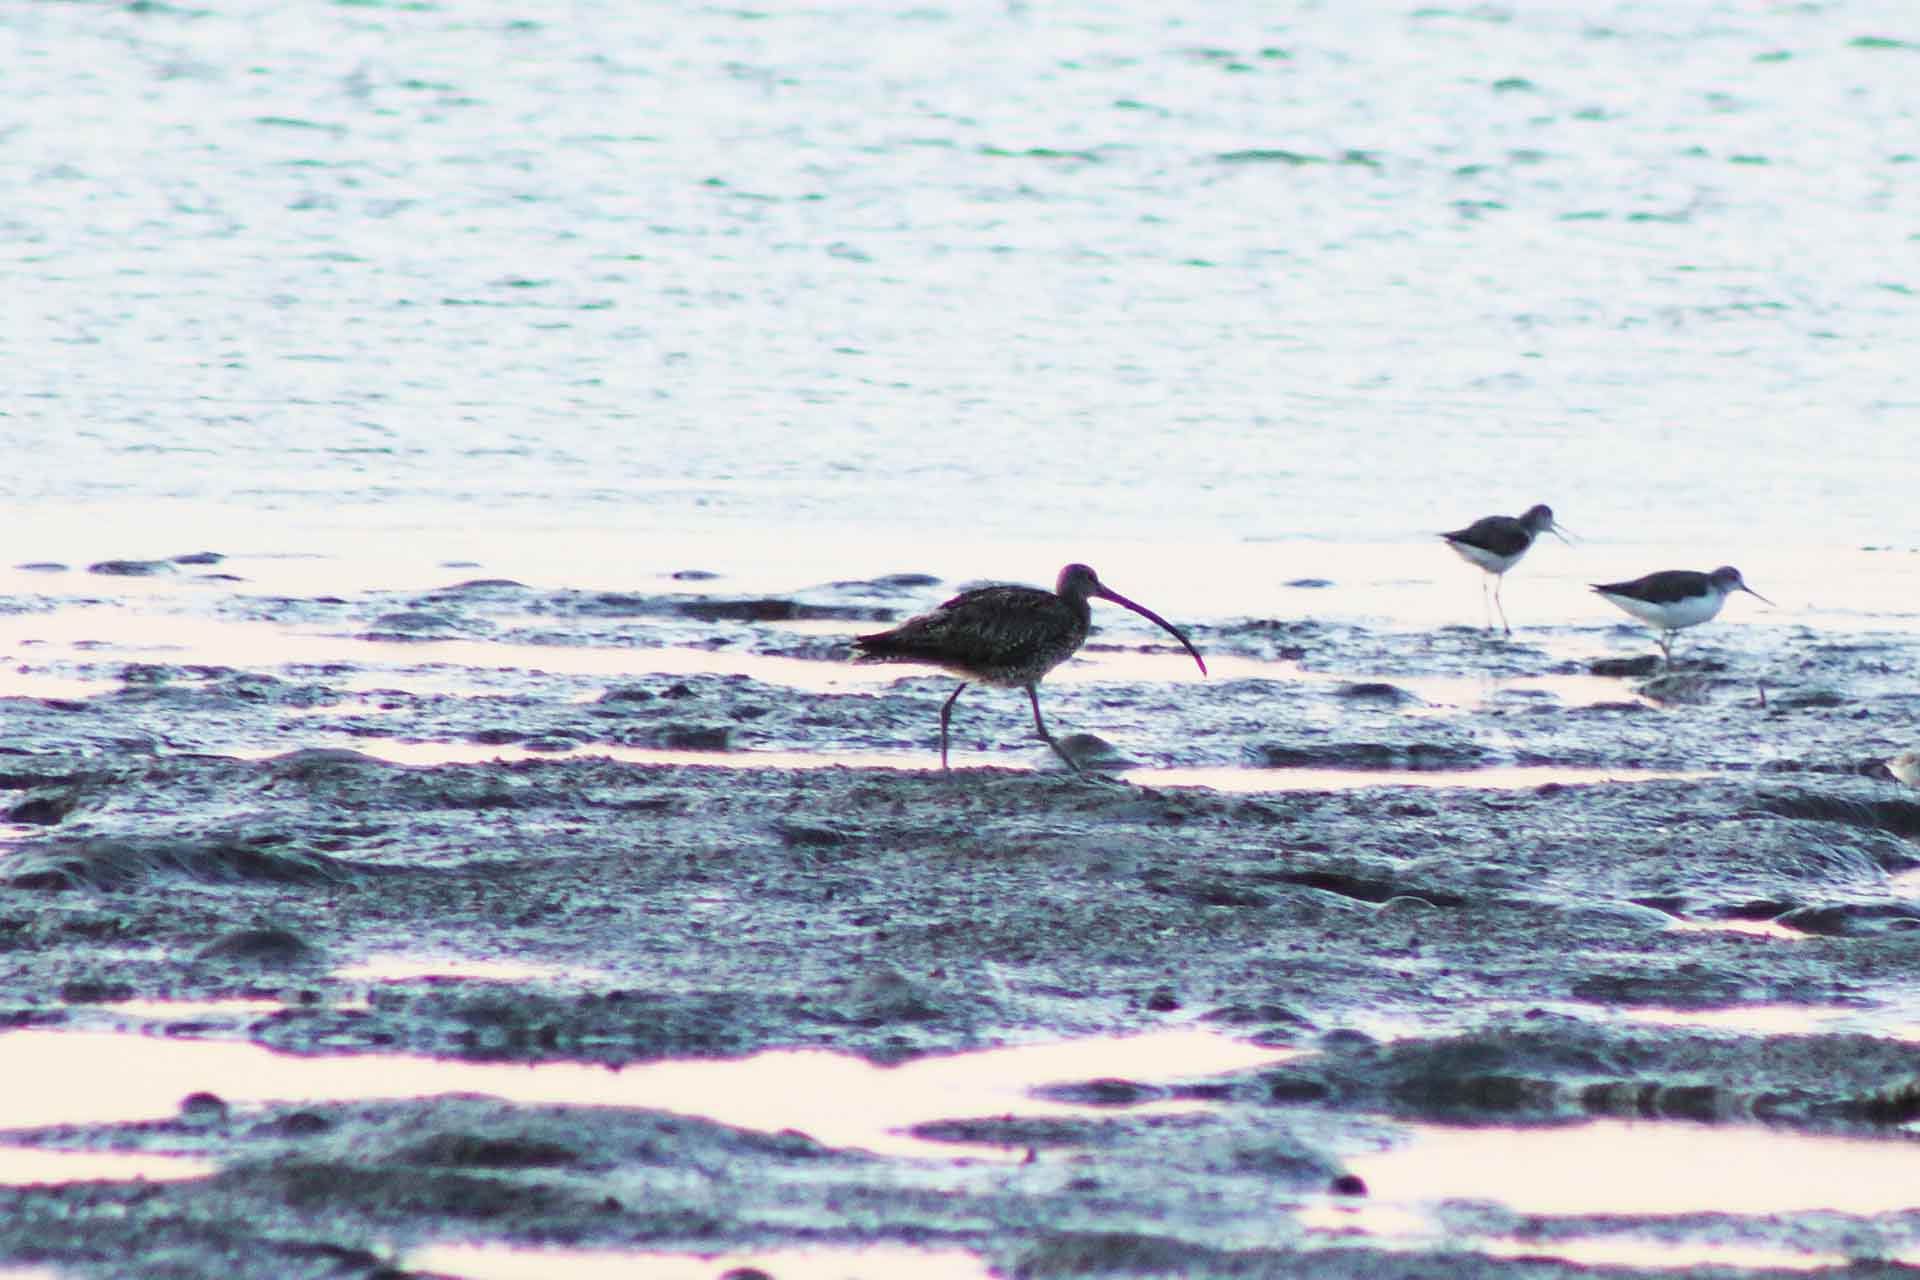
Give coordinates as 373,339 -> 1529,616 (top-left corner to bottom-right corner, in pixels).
5,0 -> 1916,610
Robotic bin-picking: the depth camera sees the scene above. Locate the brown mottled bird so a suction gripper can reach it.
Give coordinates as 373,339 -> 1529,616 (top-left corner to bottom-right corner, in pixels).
852,563 -> 1207,772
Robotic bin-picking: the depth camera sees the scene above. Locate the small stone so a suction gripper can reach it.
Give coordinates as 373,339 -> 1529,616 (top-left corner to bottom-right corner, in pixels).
180,1091 -> 228,1123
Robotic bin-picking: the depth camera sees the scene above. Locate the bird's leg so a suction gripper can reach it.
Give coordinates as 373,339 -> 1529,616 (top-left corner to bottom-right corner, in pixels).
938,683 -> 967,770
1493,574 -> 1511,636
1027,685 -> 1083,775
1659,631 -> 1674,669
1480,577 -> 1493,631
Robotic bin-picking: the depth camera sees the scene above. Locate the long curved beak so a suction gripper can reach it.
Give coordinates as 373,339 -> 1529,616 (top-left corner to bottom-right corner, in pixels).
1548,522 -> 1576,545
1741,584 -> 1775,606
1094,586 -> 1208,676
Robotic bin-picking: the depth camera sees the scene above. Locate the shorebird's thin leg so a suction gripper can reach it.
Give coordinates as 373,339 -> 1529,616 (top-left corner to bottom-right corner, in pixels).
1493,575 -> 1512,636
938,683 -> 967,770
1026,685 -> 1083,775
1659,632 -> 1674,669
1479,577 -> 1493,631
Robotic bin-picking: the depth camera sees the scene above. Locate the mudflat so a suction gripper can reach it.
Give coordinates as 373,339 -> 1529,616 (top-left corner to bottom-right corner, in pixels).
3,562 -> 1919,1277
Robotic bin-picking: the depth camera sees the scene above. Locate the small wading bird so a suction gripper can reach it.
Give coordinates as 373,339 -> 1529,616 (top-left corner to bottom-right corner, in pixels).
1591,565 -> 1772,667
851,563 -> 1207,773
1440,503 -> 1571,635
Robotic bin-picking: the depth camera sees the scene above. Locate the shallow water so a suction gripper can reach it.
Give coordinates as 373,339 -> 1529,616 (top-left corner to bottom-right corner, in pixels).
1132,763 -> 1705,793
1471,1237 -> 1863,1273
1338,1118 -> 1920,1217
1300,1195 -> 1863,1274
0,1026 -> 1295,1163
407,1242 -> 995,1280
329,954 -> 611,985
1621,1002 -> 1920,1039
0,1148 -> 216,1189
5,0 -> 1920,610
1664,916 -> 1813,942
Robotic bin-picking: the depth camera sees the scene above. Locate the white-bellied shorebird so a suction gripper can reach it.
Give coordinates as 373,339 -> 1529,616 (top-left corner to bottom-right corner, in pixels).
1440,503 -> 1570,634
1592,565 -> 1772,666
852,563 -> 1206,773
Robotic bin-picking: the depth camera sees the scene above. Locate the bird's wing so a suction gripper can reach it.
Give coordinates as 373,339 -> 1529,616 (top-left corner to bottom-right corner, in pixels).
880,585 -> 1069,669
1442,515 -> 1528,556
1592,571 -> 1703,602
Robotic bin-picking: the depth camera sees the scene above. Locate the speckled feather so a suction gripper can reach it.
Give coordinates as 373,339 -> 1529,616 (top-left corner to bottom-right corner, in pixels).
853,584 -> 1089,688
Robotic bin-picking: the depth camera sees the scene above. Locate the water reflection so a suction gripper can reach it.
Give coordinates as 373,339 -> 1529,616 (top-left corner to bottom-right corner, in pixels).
1133,765 -> 1703,793
98,997 -> 296,1022
1298,1198 -> 1849,1272
409,1241 -> 994,1280
332,954 -> 611,984
1665,917 -> 1809,941
0,672 -> 114,701
232,740 -> 1715,793
1340,1118 -> 1920,1216
1620,1005 -> 1860,1036
240,740 -> 938,771
0,1147 -> 215,1188
1475,1236 -> 1845,1272
0,1027 -> 1294,1163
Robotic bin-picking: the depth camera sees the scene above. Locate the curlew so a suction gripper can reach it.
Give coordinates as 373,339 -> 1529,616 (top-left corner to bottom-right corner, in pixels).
1440,503 -> 1571,635
852,563 -> 1206,772
1592,565 -> 1772,667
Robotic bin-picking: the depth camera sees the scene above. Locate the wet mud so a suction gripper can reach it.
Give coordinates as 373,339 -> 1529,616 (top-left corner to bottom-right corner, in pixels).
5,563 -> 1920,1277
